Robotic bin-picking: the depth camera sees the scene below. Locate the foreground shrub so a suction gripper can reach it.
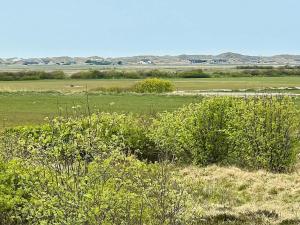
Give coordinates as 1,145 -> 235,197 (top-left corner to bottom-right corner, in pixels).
149,96 -> 300,172
226,97 -> 299,172
0,112 -> 186,224
133,78 -> 174,93
0,152 -> 187,224
2,113 -> 158,163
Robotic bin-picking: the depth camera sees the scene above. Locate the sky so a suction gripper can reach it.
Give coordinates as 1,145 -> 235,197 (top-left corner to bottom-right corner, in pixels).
0,0 -> 299,58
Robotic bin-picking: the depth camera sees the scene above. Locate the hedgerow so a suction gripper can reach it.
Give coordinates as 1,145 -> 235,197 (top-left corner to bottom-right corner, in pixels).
0,71 -> 66,81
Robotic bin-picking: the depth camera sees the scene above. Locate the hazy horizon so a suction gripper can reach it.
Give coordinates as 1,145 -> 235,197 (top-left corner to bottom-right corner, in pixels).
2,52 -> 300,60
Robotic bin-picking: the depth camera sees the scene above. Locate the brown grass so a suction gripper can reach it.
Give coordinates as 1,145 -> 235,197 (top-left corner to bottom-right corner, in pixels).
180,164 -> 300,224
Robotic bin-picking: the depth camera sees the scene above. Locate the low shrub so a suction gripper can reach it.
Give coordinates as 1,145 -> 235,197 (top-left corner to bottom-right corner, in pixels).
133,78 -> 174,93
0,153 -> 187,224
1,113 -> 185,224
225,97 -> 300,172
149,96 -> 300,172
2,113 -> 157,163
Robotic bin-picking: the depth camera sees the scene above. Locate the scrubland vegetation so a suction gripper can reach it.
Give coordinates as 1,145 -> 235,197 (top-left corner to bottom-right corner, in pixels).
70,67 -> 300,79
1,96 -> 300,224
1,68 -> 300,224
2,67 -> 300,81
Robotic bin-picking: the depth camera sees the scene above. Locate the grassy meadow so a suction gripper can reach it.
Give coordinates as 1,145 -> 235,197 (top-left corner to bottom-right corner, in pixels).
0,75 -> 300,128
1,76 -> 300,92
0,92 -> 201,128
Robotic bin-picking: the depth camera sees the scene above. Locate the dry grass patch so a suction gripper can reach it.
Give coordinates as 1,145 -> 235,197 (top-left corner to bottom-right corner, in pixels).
180,165 -> 300,224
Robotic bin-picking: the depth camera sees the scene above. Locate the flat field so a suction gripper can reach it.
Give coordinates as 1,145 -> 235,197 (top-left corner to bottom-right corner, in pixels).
0,77 -> 300,92
1,76 -> 300,128
0,92 -> 201,128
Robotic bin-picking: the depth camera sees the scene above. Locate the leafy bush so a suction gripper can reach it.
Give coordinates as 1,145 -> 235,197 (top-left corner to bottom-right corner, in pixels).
149,96 -> 300,172
2,113 -> 157,162
0,111 -> 189,224
0,155 -> 188,224
225,97 -> 300,172
0,111 -> 177,223
0,159 -> 36,225
133,78 -> 174,93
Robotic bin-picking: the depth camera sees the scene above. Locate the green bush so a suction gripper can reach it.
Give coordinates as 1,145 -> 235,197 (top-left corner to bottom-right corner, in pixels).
0,150 -> 186,224
225,97 -> 300,172
149,96 -> 300,172
0,111 -> 189,224
2,113 -> 157,163
0,159 -> 34,225
133,78 -> 174,93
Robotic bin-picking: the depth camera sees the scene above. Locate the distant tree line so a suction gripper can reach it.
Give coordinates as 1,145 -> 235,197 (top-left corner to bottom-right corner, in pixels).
70,69 -> 210,79
0,71 -> 66,81
237,65 -> 300,69
214,68 -> 300,77
1,67 -> 300,81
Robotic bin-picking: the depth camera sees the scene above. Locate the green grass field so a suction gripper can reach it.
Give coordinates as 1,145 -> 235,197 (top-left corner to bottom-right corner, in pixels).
1,91 -> 299,128
1,77 -> 300,128
1,77 -> 300,92
0,92 -> 201,128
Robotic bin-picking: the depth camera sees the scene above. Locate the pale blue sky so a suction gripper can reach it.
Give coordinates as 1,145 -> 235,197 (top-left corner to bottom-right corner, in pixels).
0,0 -> 299,57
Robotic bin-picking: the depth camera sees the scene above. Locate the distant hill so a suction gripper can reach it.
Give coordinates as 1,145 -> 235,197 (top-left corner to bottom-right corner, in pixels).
1,52 -> 300,66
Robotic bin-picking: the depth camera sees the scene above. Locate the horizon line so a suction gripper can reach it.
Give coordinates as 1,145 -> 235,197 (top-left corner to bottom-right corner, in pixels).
1,51 -> 300,59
